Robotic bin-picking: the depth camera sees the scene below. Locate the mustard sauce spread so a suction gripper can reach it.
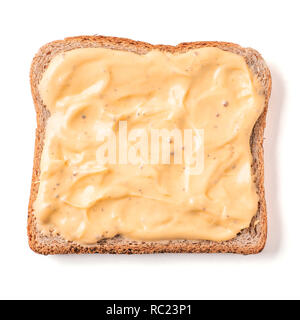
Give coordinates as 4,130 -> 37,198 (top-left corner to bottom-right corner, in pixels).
34,47 -> 265,244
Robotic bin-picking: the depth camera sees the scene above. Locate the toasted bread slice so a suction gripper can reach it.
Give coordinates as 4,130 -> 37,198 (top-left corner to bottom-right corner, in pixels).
28,36 -> 271,255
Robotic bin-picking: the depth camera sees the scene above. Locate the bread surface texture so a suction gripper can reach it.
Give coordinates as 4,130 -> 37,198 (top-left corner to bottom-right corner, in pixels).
28,36 -> 271,255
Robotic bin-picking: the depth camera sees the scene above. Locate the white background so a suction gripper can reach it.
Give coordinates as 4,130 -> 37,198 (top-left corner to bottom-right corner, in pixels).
0,0 -> 298,300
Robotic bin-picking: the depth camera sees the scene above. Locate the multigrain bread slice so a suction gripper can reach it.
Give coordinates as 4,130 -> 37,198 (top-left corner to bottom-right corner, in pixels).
28,35 -> 272,255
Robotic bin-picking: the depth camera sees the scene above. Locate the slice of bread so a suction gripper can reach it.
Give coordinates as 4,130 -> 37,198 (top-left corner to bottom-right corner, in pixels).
28,36 -> 272,255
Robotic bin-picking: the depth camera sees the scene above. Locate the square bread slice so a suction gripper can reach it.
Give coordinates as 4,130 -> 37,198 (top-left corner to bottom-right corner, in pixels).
28,36 -> 271,255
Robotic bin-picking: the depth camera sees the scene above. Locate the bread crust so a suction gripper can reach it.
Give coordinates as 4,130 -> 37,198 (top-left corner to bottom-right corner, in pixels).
28,35 -> 272,255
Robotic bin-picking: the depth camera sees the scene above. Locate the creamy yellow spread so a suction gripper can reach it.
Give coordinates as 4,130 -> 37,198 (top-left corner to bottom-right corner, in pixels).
34,47 -> 265,244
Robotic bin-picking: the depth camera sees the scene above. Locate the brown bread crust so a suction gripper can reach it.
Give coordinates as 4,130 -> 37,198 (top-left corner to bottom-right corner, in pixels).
28,35 -> 272,255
